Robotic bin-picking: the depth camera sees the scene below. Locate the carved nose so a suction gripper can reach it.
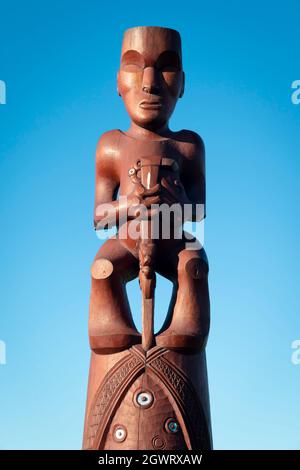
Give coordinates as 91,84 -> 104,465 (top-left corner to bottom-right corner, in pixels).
142,67 -> 159,94
142,85 -> 151,93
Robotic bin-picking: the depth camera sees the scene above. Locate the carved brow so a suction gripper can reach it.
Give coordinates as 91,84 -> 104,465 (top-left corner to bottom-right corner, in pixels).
121,50 -> 145,67
156,50 -> 182,70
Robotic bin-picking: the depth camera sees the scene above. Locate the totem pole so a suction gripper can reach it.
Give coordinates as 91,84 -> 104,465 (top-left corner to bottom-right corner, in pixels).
83,26 -> 212,450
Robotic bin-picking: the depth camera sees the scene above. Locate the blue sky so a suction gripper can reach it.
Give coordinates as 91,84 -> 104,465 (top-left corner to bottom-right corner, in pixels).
0,0 -> 300,449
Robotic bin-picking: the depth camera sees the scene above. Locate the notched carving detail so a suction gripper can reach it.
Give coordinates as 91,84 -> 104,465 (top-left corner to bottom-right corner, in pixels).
84,352 -> 144,449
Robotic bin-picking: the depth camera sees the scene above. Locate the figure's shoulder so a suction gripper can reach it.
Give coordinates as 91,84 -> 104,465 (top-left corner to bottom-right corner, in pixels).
172,129 -> 205,159
96,129 -> 122,158
95,130 -> 121,180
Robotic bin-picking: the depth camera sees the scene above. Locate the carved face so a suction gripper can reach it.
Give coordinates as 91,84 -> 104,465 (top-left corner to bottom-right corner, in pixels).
117,27 -> 185,130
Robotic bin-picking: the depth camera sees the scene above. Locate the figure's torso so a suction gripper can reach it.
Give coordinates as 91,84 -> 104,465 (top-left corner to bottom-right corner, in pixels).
96,128 -> 204,256
114,129 -> 199,197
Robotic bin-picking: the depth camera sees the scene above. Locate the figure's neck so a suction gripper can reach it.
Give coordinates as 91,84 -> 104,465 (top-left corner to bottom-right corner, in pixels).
127,121 -> 171,141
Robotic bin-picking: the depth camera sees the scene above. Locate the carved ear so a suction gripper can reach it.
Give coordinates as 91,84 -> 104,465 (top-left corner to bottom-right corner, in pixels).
179,71 -> 185,98
117,71 -> 121,97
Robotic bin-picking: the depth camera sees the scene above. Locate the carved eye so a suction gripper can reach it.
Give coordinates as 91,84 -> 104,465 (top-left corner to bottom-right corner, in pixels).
121,50 -> 144,72
174,179 -> 182,191
165,418 -> 180,434
122,63 -> 143,72
134,390 -> 154,408
113,424 -> 127,442
156,51 -> 181,72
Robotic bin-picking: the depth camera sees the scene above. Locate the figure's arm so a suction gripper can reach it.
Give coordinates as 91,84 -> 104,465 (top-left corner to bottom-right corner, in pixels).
160,132 -> 205,222
93,131 -> 123,230
181,132 -> 206,222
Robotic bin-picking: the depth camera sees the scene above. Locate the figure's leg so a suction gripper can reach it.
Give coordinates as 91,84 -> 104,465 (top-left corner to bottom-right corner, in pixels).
89,237 -> 140,354
156,242 -> 210,352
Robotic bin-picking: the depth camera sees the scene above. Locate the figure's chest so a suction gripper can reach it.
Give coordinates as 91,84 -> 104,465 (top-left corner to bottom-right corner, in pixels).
118,137 -> 184,193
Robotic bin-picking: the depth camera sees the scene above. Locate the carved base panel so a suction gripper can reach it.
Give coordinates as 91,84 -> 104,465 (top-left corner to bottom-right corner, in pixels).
82,346 -> 212,450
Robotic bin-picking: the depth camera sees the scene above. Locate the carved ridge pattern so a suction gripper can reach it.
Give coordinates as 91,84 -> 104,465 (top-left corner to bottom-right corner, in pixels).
84,346 -> 169,449
149,356 -> 211,449
84,352 -> 144,449
83,346 -> 211,450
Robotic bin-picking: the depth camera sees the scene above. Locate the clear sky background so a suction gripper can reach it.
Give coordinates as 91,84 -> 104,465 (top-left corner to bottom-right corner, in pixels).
0,0 -> 300,450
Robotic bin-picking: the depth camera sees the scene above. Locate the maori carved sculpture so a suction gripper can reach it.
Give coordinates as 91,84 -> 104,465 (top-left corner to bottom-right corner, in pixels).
83,26 -> 212,450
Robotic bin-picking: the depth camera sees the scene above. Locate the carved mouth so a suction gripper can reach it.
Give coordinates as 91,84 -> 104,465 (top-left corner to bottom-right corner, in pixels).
139,100 -> 163,110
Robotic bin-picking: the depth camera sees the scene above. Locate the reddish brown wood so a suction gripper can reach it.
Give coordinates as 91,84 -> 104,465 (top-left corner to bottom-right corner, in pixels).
83,26 -> 212,450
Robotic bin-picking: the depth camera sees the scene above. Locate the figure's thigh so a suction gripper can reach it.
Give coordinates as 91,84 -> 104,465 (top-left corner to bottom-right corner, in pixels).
92,236 -> 139,283
156,240 -> 209,281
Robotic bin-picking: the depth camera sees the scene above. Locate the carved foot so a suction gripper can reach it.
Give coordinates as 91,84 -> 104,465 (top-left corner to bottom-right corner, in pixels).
89,329 -> 141,354
156,329 -> 207,352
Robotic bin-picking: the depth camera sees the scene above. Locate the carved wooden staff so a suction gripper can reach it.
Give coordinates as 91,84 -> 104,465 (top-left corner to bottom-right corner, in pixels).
130,156 -> 161,351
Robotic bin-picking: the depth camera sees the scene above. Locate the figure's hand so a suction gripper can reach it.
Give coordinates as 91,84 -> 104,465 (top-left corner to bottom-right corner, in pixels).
160,177 -> 192,223
160,177 -> 190,207
128,182 -> 161,219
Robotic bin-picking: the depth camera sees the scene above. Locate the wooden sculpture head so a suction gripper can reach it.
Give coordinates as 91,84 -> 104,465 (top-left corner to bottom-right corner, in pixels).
117,26 -> 185,131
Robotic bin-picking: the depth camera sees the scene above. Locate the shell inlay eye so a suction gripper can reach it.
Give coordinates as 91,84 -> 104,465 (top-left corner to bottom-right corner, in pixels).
136,391 -> 154,408
113,425 -> 127,442
165,418 -> 180,434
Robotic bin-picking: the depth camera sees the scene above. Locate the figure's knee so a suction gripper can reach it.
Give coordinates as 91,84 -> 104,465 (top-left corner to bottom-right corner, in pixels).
91,238 -> 139,282
178,249 -> 209,280
91,257 -> 114,280
91,239 -> 117,280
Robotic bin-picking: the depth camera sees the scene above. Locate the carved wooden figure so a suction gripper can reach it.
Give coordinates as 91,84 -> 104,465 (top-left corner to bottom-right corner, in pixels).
83,26 -> 212,450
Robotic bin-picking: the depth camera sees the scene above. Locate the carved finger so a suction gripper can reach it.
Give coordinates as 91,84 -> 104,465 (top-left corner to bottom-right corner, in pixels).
142,183 -> 161,196
143,195 -> 161,207
135,183 -> 146,196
